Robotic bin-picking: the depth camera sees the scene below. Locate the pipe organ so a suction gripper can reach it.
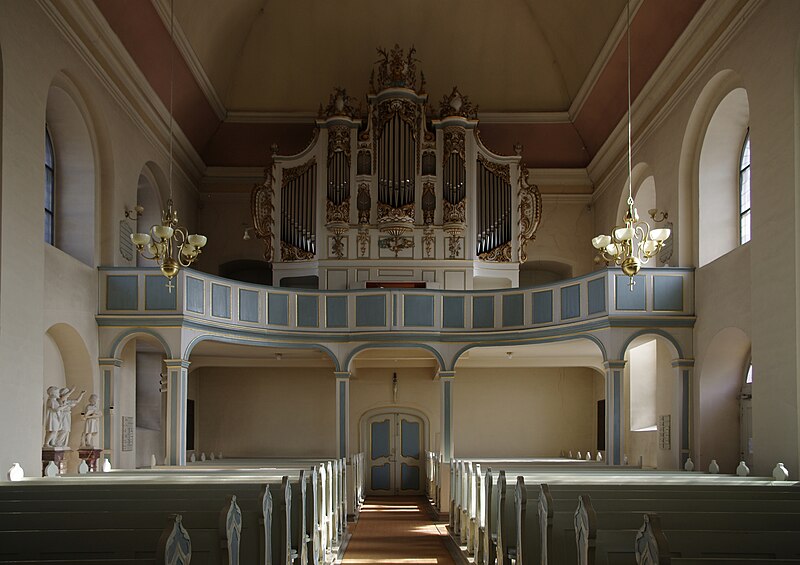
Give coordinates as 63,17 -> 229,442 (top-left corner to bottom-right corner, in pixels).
252,45 -> 542,289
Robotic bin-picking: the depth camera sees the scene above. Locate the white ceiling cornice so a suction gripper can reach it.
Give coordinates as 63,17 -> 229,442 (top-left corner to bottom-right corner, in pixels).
568,0 -> 645,121
589,0 -> 761,201
150,0 -> 228,121
37,0 -> 206,188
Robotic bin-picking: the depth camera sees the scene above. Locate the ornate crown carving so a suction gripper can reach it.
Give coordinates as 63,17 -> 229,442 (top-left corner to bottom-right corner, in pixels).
371,45 -> 421,93
439,87 -> 478,119
319,87 -> 360,120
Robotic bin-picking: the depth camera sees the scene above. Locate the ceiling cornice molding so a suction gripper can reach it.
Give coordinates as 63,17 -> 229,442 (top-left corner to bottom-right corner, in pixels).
224,110 -> 573,125
540,193 -> 593,204
150,0 -> 227,121
568,0 -> 645,121
38,0 -> 206,187
527,168 -> 592,187
589,0 -> 759,201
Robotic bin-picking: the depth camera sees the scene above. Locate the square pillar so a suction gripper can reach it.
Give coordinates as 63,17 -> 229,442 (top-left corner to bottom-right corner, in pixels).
604,360 -> 626,465
335,371 -> 350,459
164,359 -> 190,466
672,359 -> 694,468
438,371 -> 455,462
98,358 -> 121,466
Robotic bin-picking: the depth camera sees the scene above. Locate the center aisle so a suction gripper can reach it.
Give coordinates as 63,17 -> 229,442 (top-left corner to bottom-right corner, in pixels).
341,496 -> 458,565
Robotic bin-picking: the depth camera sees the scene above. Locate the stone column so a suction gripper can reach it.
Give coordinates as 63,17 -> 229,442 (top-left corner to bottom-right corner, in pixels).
437,370 -> 455,515
164,359 -> 190,466
672,359 -> 694,468
335,371 -> 351,459
98,358 -> 121,466
604,360 -> 626,465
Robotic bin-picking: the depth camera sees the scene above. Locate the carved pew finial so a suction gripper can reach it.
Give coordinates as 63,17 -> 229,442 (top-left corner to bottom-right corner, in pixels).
220,495 -> 242,565
157,514 -> 192,565
634,514 -> 671,565
574,495 -> 597,565
539,484 -> 553,565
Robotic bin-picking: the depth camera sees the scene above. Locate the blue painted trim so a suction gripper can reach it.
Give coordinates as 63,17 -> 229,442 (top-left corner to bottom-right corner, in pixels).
103,369 -> 111,455
613,371 -> 621,465
186,276 -> 205,314
109,328 -> 172,359
587,277 -> 606,315
339,380 -> 347,459
450,333 -> 609,368
617,328 -> 685,359
211,283 -> 232,319
145,275 -> 178,310
443,380 -> 452,461
344,342 -> 446,372
183,334 -> 341,371
681,370 -> 690,451
106,275 -> 138,311
561,284 -> 581,320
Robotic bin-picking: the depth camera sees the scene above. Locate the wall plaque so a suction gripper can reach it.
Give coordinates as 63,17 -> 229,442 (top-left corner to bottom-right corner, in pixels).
122,416 -> 134,452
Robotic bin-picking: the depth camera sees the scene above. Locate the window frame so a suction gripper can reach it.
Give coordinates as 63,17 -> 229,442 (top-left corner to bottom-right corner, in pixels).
44,126 -> 56,246
738,129 -> 751,245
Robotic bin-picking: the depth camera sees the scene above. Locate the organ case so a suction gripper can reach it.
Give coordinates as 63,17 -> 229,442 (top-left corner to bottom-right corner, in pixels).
252,45 -> 542,289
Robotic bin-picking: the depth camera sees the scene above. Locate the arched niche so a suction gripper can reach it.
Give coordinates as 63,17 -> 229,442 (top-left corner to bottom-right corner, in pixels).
45,74 -> 98,267
135,163 -> 167,267
678,69 -> 748,267
615,163 -> 656,225
697,326 -> 750,475
44,324 -> 95,468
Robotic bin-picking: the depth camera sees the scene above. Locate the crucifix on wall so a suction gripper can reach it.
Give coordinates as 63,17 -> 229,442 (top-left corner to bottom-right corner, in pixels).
392,373 -> 398,403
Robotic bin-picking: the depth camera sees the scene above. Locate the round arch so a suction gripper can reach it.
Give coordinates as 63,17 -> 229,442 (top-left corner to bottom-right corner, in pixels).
109,329 -> 173,360
135,162 -> 168,266
617,328 -> 684,360
615,162 -> 656,225
44,323 -> 95,453
345,342 -> 445,373
45,71 -> 104,267
183,334 -> 340,371
678,69 -> 748,267
696,326 -> 750,474
357,405 -> 433,455
451,334 -> 609,370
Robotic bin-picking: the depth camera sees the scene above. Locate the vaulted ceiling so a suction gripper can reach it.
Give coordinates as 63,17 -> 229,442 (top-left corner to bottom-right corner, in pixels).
94,0 -> 705,169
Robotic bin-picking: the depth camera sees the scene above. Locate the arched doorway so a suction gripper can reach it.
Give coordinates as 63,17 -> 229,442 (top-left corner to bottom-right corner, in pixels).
364,410 -> 426,495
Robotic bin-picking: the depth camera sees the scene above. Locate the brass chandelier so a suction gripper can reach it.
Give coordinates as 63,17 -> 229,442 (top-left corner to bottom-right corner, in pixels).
130,0 -> 206,287
592,0 -> 669,289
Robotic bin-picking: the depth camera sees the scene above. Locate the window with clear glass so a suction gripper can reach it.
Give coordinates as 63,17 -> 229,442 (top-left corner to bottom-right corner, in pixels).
739,131 -> 751,244
745,363 -> 753,384
44,128 -> 55,245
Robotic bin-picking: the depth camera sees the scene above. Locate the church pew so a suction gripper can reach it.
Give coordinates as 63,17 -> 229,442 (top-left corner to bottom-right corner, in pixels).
519,484 -> 800,565
498,474 -> 800,565
0,477 -> 296,565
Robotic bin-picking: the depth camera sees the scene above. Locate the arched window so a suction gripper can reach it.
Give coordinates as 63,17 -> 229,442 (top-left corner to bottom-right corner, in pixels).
739,131 -> 751,244
44,127 -> 55,245
740,361 -> 753,466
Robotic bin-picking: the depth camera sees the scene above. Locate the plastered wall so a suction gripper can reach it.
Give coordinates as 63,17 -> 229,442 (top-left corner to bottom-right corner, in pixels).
0,1 -> 199,474
452,367 -> 602,458
591,2 -> 800,477
194,367 -> 337,457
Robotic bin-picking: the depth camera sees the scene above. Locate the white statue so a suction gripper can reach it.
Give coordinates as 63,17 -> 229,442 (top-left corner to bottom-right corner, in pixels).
55,387 -> 85,447
44,386 -> 61,447
80,394 -> 101,448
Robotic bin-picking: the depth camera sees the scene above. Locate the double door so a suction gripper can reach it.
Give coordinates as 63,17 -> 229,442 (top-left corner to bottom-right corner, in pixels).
367,412 -> 424,495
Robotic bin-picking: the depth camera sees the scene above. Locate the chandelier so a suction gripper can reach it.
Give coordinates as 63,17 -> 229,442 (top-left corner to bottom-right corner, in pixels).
130,0 -> 206,288
591,0 -> 669,289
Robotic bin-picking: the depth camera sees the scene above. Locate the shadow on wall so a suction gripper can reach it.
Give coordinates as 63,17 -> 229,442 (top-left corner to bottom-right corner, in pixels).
697,326 -> 750,475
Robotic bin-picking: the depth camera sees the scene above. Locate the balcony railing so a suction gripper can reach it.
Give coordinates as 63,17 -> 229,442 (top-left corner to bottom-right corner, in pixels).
99,267 -> 694,334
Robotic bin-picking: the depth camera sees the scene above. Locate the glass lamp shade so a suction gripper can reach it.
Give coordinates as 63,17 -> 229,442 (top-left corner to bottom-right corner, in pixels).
641,240 -> 659,255
649,228 -> 671,242
605,243 -> 620,257
188,234 -> 207,248
130,233 -> 151,246
614,227 -> 634,241
592,235 -> 612,249
181,244 -> 196,257
153,225 -> 174,240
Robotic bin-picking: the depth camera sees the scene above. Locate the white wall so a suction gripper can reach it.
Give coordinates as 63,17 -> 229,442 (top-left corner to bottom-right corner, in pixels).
195,367 -> 337,457
453,367 -> 601,458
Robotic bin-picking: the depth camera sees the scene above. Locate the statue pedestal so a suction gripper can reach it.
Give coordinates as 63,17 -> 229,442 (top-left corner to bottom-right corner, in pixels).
41,447 -> 71,477
78,448 -> 103,472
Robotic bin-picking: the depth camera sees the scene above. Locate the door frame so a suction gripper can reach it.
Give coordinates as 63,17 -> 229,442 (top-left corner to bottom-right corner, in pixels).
359,406 -> 431,494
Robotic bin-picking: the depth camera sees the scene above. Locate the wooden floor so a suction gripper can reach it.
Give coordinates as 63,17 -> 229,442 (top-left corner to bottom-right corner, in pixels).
341,496 -> 457,565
